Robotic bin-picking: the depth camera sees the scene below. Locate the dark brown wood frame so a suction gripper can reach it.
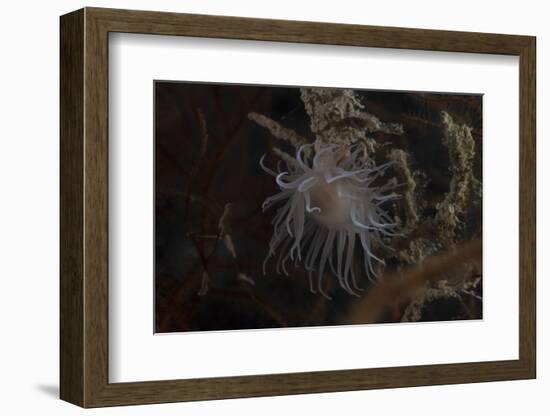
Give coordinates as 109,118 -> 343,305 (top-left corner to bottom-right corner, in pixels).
60,7 -> 536,408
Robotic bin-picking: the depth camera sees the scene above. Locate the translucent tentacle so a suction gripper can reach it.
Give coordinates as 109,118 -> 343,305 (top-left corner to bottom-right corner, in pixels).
259,154 -> 277,177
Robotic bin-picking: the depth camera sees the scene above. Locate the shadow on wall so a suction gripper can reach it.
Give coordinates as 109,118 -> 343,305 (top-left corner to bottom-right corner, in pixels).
34,384 -> 58,399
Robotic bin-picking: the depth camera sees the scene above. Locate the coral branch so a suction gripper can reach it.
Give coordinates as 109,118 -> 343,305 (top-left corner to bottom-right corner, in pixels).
389,149 -> 419,229
300,88 -> 403,149
434,111 -> 479,245
272,147 -> 299,168
248,112 -> 308,149
350,239 -> 481,324
218,203 -> 237,259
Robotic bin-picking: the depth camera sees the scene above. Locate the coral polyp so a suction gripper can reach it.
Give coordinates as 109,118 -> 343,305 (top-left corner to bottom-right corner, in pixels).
261,142 -> 401,298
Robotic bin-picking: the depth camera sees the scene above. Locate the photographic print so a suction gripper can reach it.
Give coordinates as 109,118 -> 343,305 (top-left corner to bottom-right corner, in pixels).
154,82 -> 482,333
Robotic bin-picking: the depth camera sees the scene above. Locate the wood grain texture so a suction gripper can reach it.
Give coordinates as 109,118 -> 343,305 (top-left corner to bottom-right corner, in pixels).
83,10 -> 110,406
59,7 -> 537,408
90,7 -> 532,54
59,8 -> 84,406
518,38 -> 536,376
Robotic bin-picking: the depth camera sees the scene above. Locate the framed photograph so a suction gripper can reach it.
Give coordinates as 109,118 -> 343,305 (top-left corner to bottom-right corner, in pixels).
60,7 -> 536,407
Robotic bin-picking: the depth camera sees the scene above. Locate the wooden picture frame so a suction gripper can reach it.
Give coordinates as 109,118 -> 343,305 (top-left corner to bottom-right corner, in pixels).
60,7 -> 536,408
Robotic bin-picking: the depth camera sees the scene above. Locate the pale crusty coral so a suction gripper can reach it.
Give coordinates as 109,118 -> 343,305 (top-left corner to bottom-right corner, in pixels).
271,147 -> 299,169
248,112 -> 307,149
462,275 -> 482,300
434,111 -> 479,245
349,240 -> 482,324
396,111 -> 480,266
300,88 -> 403,152
399,238 -> 440,265
389,149 -> 419,230
401,280 -> 463,322
391,112 -> 481,321
400,261 -> 481,323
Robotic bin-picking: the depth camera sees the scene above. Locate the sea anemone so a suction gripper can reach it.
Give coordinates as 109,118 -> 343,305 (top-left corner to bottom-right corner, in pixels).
261,142 -> 401,298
